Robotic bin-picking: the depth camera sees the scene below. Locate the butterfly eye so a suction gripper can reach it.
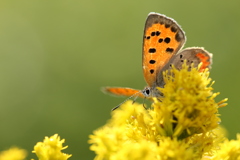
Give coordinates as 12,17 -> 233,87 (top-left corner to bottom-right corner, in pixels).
146,89 -> 150,95
142,88 -> 150,97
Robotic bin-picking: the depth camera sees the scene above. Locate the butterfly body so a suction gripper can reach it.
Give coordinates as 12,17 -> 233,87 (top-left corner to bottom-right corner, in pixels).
103,12 -> 212,108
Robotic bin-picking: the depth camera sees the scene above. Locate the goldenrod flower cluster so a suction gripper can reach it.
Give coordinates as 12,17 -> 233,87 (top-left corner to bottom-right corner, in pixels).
0,134 -> 71,160
32,134 -> 71,160
0,63 -> 239,160
0,147 -> 27,160
89,63 -> 233,160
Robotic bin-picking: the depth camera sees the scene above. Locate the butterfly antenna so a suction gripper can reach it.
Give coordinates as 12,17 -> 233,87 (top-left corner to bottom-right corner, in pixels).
111,91 -> 142,111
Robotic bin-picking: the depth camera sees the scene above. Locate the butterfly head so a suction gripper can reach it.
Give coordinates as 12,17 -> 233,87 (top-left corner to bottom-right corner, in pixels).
142,86 -> 163,98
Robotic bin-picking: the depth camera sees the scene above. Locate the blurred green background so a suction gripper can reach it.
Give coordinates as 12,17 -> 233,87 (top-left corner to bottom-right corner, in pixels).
0,0 -> 239,159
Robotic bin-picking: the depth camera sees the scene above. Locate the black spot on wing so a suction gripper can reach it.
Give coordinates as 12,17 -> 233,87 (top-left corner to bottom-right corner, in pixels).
149,60 -> 156,64
150,69 -> 154,74
166,48 -> 174,53
149,48 -> 156,53
158,38 -> 163,43
164,37 -> 171,43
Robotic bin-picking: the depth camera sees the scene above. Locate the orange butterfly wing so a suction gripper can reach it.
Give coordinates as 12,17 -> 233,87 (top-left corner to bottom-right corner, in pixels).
142,13 -> 186,87
102,87 -> 145,98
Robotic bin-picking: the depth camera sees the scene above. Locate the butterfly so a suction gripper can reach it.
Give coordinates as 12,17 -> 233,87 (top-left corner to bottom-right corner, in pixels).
102,12 -> 212,110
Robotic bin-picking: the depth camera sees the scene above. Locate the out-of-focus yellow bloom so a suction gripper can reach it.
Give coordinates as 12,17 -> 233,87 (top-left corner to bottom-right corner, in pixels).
0,147 -> 27,160
32,134 -> 71,160
188,126 -> 227,158
89,63 -> 229,160
212,134 -> 240,160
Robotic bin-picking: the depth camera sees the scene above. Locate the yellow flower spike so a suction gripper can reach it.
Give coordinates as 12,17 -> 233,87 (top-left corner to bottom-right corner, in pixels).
90,62 -> 228,159
0,147 -> 27,160
32,134 -> 71,160
156,62 -> 223,139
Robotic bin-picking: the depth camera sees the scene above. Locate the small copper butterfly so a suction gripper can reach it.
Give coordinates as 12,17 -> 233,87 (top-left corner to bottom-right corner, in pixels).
102,12 -> 212,110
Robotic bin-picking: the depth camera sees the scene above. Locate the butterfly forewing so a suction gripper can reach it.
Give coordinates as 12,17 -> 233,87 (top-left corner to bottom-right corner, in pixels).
142,13 -> 186,88
102,87 -> 145,98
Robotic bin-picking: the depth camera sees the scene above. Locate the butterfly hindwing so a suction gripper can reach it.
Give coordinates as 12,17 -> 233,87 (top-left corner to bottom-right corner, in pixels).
169,47 -> 212,71
155,47 -> 212,88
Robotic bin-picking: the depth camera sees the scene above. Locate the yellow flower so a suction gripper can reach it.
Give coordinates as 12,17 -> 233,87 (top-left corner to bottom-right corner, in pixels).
0,147 -> 27,160
89,63 -> 228,160
152,63 -> 226,139
212,134 -> 240,160
110,140 -> 158,160
188,126 -> 227,158
32,134 -> 71,160
157,137 -> 195,160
